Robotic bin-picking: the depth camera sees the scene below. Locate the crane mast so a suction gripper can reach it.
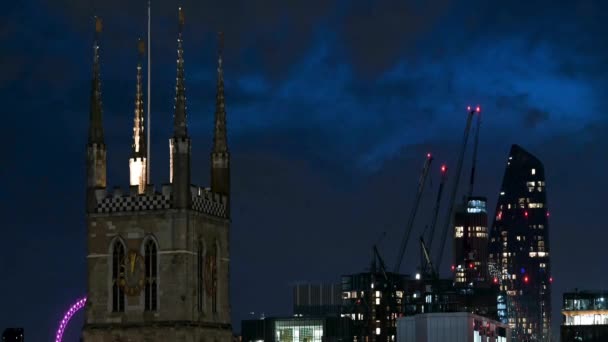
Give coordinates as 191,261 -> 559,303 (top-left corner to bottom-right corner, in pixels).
435,106 -> 479,270
468,112 -> 482,198
393,154 -> 433,273
420,164 -> 447,277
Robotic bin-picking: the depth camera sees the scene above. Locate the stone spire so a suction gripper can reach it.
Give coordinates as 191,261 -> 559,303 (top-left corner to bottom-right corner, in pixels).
86,16 -> 107,212
211,32 -> 230,215
129,39 -> 147,193
172,7 -> 188,138
132,39 -> 146,158
213,32 -> 228,153
88,17 -> 104,145
169,7 -> 191,209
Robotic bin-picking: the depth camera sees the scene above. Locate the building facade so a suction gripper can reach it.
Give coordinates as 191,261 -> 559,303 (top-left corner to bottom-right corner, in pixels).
242,317 -> 353,342
453,196 -> 490,287
489,145 -> 552,341
294,284 -> 342,317
341,250 -> 410,342
82,10 -> 232,342
397,312 -> 510,342
2,328 -> 24,342
561,290 -> 608,341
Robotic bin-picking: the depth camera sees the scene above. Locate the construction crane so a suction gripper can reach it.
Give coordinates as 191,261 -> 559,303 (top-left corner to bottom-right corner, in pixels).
393,153 -> 433,273
467,110 -> 482,198
373,245 -> 389,281
435,106 -> 480,270
420,164 -> 448,277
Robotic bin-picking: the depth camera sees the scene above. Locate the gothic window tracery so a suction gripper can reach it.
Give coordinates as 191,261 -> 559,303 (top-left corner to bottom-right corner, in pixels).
197,240 -> 205,313
144,238 -> 158,311
111,239 -> 125,312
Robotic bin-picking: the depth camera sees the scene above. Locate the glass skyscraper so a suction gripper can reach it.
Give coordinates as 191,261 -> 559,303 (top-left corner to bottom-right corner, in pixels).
489,144 -> 552,341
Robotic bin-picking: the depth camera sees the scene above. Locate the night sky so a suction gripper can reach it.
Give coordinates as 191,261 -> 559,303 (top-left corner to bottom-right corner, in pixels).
1,1 -> 607,341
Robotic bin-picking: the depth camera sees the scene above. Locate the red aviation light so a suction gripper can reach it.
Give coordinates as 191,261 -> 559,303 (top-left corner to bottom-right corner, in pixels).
467,106 -> 471,111
524,211 -> 529,218
427,153 -> 432,159
476,106 -> 481,113
451,265 -> 455,271
547,211 -> 550,217
550,277 -> 553,283
493,277 -> 499,284
469,263 -> 474,269
497,211 -> 502,221
441,164 -> 447,173
524,276 -> 529,283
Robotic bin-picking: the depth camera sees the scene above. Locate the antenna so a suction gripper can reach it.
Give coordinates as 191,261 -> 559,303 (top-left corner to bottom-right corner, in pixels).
146,0 -> 151,183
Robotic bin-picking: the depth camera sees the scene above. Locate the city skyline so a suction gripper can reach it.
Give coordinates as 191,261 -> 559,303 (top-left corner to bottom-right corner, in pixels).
1,1 -> 607,341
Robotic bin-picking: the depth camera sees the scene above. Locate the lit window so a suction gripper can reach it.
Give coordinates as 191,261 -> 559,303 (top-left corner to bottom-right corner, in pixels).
531,168 -> 536,175
455,226 -> 464,238
343,292 -> 351,299
375,291 -> 381,298
376,328 -> 381,335
375,298 -> 380,305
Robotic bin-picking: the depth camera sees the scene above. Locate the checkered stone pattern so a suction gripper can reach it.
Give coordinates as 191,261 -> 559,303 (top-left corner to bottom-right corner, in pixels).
192,195 -> 227,218
96,194 -> 171,213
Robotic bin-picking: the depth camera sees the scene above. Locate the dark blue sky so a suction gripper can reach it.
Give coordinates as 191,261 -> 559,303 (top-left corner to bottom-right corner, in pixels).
1,0 -> 607,340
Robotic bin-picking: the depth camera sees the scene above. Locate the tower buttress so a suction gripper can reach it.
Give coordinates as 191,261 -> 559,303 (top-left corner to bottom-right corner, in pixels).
86,17 -> 107,212
169,7 -> 191,209
129,39 -> 147,193
211,32 -> 230,216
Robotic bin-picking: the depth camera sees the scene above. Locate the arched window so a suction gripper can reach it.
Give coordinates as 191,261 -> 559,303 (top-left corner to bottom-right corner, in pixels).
111,239 -> 125,312
197,240 -> 204,313
212,242 -> 218,313
144,238 -> 158,311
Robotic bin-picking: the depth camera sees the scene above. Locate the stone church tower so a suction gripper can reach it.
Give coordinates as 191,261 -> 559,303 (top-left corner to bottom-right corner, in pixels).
82,9 -> 232,341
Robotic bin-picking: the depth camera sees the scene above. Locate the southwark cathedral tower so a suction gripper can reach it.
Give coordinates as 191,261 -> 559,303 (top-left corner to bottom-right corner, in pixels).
82,8 -> 232,341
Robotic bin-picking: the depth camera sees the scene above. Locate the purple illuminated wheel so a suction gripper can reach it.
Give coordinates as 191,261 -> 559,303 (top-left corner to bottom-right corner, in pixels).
55,296 -> 87,342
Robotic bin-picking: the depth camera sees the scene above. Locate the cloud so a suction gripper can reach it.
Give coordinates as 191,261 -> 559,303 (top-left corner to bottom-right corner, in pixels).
524,107 -> 550,128
336,0 -> 453,78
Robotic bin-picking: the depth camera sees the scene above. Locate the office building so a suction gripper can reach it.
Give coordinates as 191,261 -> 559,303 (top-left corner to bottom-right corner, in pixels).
294,283 -> 342,317
561,290 -> 608,341
396,312 -> 510,342
2,328 -> 24,342
453,196 -> 490,287
341,250 -> 410,342
242,316 -> 353,342
489,144 -> 552,341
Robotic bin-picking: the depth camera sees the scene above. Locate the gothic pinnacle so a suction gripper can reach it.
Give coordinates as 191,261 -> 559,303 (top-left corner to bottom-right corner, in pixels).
172,7 -> 188,138
88,16 -> 104,145
132,38 -> 146,158
213,32 -> 228,153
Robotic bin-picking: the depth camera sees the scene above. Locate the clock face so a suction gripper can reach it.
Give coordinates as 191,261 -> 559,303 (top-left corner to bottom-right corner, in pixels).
119,250 -> 145,296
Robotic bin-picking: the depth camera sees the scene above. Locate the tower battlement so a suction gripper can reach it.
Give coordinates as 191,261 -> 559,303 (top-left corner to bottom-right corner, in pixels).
92,184 -> 227,218
83,13 -> 232,341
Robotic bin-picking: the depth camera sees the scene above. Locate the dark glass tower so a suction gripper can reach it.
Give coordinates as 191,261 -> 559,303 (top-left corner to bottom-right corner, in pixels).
489,144 -> 552,341
2,328 -> 24,342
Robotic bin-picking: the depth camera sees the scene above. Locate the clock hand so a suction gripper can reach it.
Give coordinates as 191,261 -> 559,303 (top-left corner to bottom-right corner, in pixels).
130,253 -> 136,273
